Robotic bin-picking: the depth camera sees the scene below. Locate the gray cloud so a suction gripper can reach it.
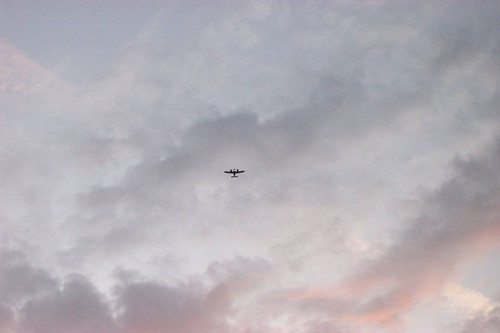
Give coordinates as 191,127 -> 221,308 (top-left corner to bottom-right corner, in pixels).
459,306 -> 500,333
0,250 -> 57,307
19,276 -> 115,333
114,256 -> 271,333
291,138 -> 500,327
0,252 -> 272,333
1,1 -> 500,332
0,304 -> 14,332
116,281 -> 206,333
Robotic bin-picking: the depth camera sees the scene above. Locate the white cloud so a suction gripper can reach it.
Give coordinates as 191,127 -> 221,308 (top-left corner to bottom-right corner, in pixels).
442,283 -> 498,317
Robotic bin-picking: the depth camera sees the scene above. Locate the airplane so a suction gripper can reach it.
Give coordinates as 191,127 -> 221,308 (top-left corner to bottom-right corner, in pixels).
224,168 -> 245,178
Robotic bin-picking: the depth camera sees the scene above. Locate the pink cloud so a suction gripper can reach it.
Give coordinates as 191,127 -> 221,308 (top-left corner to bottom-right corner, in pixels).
285,142 -> 500,329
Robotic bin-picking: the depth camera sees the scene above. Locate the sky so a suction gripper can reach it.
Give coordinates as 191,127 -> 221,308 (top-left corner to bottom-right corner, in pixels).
0,1 -> 499,332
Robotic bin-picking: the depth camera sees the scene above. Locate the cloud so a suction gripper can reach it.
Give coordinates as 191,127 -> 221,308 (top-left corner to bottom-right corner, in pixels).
0,304 -> 14,333
442,282 -> 498,317
0,38 -> 73,96
291,139 -> 500,328
116,281 -> 206,333
0,255 -> 110,333
1,1 -> 500,332
458,306 -> 500,333
113,256 -> 273,333
0,252 -> 273,333
19,276 -> 115,333
0,250 -> 57,307
66,0 -> 500,297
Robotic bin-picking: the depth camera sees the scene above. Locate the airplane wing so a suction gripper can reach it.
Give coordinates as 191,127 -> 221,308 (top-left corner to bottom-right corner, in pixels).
236,170 -> 245,174
224,171 -> 232,174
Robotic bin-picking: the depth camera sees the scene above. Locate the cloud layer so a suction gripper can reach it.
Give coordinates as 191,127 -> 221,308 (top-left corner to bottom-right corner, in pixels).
1,1 -> 499,332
